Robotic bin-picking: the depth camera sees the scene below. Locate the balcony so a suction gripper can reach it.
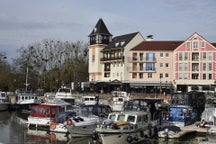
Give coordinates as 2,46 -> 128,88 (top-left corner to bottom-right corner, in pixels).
100,56 -> 124,63
128,57 -> 156,62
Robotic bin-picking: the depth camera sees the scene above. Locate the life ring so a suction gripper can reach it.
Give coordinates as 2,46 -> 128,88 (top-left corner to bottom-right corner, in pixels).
127,135 -> 133,143
50,122 -> 57,130
67,119 -> 73,125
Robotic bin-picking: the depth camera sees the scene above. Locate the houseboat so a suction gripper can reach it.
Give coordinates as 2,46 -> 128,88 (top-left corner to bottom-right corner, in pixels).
93,111 -> 158,144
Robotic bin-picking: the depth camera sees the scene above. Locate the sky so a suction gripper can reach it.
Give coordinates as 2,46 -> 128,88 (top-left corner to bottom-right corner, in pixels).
1,0 -> 216,61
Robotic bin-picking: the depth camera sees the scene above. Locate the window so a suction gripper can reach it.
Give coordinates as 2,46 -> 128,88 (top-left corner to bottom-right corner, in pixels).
146,53 -> 156,61
209,74 -> 212,79
184,63 -> 188,71
179,53 -> 183,61
146,63 -> 155,71
160,53 -> 163,57
160,73 -> 163,78
186,42 -> 190,48
184,52 -> 188,60
139,63 -> 143,71
208,52 -> 212,61
139,53 -> 143,61
165,73 -> 169,78
208,63 -> 212,71
165,53 -> 169,57
165,63 -> 169,68
192,74 -> 199,79
148,73 -> 152,78
132,73 -> 137,78
92,55 -> 95,61
193,38 -> 198,49
160,63 -> 163,67
203,74 -> 206,79
201,41 -> 205,48
203,52 -> 206,60
139,73 -> 143,79
184,73 -> 188,79
179,73 -> 183,79
179,63 -> 183,71
203,63 -> 206,71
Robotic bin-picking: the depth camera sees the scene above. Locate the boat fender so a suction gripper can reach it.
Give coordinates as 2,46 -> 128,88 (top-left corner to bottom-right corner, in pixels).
50,122 -> 57,130
66,119 -> 73,125
133,136 -> 139,141
127,135 -> 133,143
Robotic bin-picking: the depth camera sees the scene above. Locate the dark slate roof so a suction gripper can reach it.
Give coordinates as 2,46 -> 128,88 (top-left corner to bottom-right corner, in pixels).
131,41 -> 183,51
89,18 -> 112,36
211,43 -> 216,47
102,32 -> 139,51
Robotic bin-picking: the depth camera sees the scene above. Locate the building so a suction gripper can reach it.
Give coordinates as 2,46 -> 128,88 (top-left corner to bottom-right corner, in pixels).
86,18 -> 216,94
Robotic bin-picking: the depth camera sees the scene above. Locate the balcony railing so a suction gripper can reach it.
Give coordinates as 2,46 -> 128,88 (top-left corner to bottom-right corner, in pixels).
100,56 -> 124,62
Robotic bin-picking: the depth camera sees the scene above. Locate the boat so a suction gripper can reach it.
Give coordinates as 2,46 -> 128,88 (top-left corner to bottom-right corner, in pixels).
165,105 -> 197,127
16,91 -> 41,110
158,125 -> 182,139
93,111 -> 157,144
111,91 -> 130,111
82,95 -> 99,105
0,91 -> 9,111
27,103 -> 66,130
55,87 -> 75,105
49,111 -> 76,133
66,109 -> 100,137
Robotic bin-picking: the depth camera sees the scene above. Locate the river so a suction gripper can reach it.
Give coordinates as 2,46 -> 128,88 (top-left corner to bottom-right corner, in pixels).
0,110 -> 215,144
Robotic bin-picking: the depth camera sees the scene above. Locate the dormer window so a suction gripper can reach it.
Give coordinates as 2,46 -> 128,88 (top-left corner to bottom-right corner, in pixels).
115,42 -> 119,47
121,41 -> 125,46
94,27 -> 97,32
193,38 -> 198,49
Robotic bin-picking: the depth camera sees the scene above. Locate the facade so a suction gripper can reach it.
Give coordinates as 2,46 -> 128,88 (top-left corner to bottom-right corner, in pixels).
86,18 -> 216,94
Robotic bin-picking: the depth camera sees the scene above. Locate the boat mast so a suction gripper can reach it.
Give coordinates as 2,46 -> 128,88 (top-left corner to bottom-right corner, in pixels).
24,67 -> 30,91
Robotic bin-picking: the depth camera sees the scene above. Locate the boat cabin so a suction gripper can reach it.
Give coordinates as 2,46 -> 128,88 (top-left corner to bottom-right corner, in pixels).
30,104 -> 64,118
82,96 -> 99,105
55,87 -> 75,105
107,111 -> 151,125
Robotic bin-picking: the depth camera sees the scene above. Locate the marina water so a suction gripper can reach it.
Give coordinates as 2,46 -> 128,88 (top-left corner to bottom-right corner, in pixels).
0,110 -> 215,144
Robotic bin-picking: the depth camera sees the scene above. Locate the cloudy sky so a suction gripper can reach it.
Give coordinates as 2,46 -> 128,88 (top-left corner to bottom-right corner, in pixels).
1,0 -> 216,61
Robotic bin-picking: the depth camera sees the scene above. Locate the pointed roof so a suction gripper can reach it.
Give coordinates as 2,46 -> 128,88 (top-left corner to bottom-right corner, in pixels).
102,32 -> 140,51
131,41 -> 183,51
89,18 -> 112,36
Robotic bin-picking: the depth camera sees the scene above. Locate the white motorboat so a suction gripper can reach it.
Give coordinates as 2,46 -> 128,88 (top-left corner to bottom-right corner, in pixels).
158,125 -> 182,139
82,95 -> 98,105
55,87 -> 75,105
49,111 -> 76,133
0,91 -> 9,111
93,111 -> 157,144
66,114 -> 99,137
16,91 -> 41,110
111,91 -> 130,111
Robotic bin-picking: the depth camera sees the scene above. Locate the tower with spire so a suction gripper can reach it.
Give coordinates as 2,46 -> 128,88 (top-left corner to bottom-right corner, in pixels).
88,18 -> 112,81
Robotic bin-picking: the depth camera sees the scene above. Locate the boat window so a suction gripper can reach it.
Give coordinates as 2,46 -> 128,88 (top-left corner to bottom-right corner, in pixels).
137,116 -> 141,122
117,115 -> 125,121
90,98 -> 95,100
109,114 -> 116,120
143,115 -> 148,122
127,116 -> 135,122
